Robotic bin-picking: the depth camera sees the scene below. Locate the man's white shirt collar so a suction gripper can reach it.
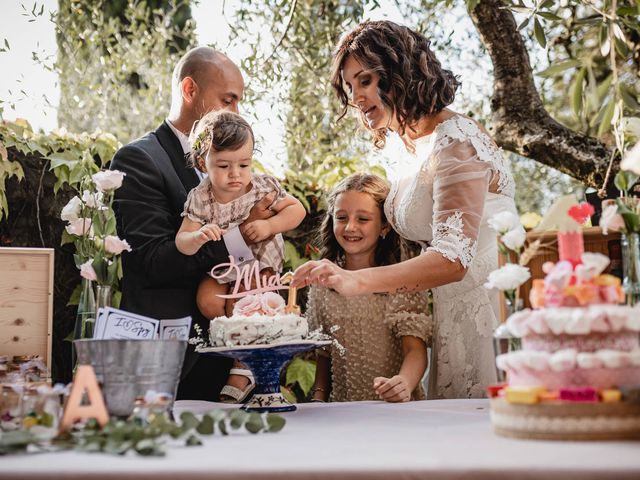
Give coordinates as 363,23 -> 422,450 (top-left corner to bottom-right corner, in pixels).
166,119 -> 191,155
166,119 -> 206,180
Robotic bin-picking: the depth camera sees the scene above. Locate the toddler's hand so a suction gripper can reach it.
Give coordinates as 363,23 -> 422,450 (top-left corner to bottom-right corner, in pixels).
373,375 -> 411,403
196,223 -> 225,244
243,219 -> 272,243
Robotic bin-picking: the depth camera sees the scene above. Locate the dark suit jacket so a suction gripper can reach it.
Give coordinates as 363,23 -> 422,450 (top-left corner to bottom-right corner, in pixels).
110,121 -> 232,400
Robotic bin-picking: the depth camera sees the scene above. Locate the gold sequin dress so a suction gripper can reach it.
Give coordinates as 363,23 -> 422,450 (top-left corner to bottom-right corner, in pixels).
306,286 -> 432,402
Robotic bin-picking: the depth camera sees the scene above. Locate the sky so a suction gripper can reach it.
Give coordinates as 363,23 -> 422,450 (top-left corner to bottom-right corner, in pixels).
0,1 -> 480,176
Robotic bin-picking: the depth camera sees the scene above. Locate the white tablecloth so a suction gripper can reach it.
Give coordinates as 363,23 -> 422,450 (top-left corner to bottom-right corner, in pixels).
2,399 -> 639,479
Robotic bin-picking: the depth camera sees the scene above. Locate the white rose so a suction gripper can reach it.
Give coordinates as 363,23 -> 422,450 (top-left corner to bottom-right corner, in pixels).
82,190 -> 104,209
65,218 -> 93,236
61,196 -> 82,222
484,264 -> 531,291
599,203 -> 625,235
104,235 -> 132,255
620,142 -> 640,175
501,227 -> 526,251
79,260 -> 97,281
488,211 -> 521,234
92,170 -> 126,192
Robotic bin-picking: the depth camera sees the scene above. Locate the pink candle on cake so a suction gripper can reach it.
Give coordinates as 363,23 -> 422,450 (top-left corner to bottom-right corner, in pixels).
559,202 -> 594,267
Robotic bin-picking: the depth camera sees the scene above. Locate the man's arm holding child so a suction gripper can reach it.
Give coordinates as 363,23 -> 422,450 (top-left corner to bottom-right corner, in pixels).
242,194 -> 306,243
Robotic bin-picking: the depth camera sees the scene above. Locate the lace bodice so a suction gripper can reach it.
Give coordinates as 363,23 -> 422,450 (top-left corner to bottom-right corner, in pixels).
384,115 -> 516,268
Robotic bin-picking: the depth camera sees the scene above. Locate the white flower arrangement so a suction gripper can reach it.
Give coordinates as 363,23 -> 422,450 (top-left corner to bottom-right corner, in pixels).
61,168 -> 131,287
485,211 -> 531,307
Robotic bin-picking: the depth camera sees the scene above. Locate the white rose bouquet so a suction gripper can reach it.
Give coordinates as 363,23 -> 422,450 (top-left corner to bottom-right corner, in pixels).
485,211 -> 530,308
61,169 -> 131,289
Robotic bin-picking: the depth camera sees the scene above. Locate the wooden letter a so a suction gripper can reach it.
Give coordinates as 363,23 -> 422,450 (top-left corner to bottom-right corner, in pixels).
60,365 -> 110,432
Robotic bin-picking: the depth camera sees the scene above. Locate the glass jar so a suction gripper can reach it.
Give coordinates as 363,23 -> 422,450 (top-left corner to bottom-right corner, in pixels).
21,385 -> 62,433
492,296 -> 523,383
621,233 -> 640,306
0,386 -> 23,430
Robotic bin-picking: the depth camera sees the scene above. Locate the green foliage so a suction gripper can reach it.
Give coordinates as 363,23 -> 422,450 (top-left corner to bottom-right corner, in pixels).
504,0 -> 640,151
0,409 -> 285,456
285,356 -> 317,397
55,0 -> 196,142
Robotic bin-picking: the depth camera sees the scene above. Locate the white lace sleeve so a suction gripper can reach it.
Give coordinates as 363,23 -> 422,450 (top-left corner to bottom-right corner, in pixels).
426,138 -> 491,268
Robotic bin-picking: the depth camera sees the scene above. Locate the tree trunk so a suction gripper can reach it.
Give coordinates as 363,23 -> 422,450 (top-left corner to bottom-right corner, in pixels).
469,0 -> 614,190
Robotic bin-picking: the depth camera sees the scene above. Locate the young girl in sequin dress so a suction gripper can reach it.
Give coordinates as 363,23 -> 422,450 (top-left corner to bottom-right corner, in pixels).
306,173 -> 432,402
175,111 -> 306,402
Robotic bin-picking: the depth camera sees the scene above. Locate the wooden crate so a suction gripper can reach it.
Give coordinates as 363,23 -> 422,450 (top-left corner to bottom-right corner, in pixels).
0,247 -> 54,368
518,227 -> 622,308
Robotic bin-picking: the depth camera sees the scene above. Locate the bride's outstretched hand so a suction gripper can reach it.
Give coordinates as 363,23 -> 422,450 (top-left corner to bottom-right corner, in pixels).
291,259 -> 362,296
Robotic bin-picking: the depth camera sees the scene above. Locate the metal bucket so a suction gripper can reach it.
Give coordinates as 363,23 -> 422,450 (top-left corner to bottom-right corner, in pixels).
74,339 -> 187,417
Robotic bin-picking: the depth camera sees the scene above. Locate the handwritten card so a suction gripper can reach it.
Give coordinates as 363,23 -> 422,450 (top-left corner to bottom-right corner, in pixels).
93,308 -> 192,341
97,307 -> 158,340
159,317 -> 192,341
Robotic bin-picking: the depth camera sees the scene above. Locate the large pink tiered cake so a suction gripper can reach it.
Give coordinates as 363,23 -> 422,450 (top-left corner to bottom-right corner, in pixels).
490,227 -> 640,440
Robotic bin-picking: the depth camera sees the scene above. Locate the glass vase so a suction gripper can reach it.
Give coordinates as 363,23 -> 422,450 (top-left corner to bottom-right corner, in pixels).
95,284 -> 112,319
72,278 -> 96,366
492,295 -> 522,383
621,233 -> 640,306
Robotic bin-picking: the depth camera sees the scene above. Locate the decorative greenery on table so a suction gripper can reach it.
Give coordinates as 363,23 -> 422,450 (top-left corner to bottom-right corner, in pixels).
0,409 -> 285,457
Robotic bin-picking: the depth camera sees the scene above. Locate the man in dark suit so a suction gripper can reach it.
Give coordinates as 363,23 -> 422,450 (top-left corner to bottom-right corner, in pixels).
110,47 -> 270,400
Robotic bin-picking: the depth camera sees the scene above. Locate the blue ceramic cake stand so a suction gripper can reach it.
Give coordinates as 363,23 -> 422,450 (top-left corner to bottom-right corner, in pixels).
198,340 -> 331,412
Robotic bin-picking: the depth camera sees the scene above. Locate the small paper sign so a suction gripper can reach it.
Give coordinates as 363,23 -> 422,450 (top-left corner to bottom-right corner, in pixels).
159,317 -> 192,341
93,307 -> 192,341
97,307 -> 158,340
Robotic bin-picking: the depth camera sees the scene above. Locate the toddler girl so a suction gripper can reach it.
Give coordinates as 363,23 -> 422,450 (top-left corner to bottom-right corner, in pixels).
306,173 -> 432,402
176,110 -> 305,402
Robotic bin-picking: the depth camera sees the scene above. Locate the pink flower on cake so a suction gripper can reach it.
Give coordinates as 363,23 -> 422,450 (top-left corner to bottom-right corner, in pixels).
260,292 -> 285,315
575,252 -> 610,282
104,235 -> 132,255
543,260 -> 573,290
233,294 -> 263,316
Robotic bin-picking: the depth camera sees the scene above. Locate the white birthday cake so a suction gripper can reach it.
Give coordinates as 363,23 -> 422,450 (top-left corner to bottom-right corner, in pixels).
490,229 -> 640,441
209,292 -> 308,347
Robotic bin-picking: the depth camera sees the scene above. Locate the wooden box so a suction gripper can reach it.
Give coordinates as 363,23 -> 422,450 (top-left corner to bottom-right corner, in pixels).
0,247 -> 54,368
518,227 -> 622,308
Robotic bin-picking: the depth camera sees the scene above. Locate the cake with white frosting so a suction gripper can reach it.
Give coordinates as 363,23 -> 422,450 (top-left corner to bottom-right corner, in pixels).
490,241 -> 640,440
209,292 -> 308,347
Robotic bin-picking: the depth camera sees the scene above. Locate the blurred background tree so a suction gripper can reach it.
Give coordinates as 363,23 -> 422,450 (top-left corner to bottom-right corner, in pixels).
55,0 -> 195,142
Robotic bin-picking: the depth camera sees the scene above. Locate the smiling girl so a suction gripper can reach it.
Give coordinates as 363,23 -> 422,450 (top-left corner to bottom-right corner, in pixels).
306,173 -> 432,403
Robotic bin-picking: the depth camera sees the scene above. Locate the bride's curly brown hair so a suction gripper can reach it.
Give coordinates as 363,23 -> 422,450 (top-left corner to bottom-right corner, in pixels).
331,20 -> 460,150
316,173 -> 401,267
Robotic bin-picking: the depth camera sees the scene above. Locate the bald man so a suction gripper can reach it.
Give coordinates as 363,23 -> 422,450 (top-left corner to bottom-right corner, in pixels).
111,47 -> 269,400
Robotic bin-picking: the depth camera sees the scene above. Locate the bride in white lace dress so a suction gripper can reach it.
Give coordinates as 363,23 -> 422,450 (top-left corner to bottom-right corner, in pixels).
293,20 -> 519,399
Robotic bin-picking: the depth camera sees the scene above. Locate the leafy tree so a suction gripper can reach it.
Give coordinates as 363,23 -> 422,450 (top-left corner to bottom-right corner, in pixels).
55,0 -> 196,142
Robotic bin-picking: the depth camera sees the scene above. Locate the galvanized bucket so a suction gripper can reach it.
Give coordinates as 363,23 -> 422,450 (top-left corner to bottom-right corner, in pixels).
74,339 -> 187,417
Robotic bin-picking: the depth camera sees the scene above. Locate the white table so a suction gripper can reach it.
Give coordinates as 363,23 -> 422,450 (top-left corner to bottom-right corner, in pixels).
2,399 -> 639,479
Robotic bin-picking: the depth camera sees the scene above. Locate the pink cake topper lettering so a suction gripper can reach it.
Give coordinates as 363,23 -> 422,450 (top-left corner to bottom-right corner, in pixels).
210,257 -> 290,299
